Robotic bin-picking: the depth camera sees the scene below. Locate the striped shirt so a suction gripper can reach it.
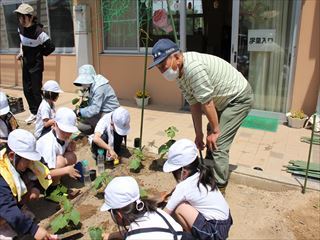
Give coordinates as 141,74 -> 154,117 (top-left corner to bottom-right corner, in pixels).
177,52 -> 248,111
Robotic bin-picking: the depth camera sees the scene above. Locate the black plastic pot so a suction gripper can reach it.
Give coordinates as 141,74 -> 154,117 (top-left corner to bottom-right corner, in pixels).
89,170 -> 97,181
134,137 -> 141,148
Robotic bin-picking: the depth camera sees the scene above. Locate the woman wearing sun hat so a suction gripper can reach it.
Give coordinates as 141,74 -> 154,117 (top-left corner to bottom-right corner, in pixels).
162,139 -> 232,240
14,3 -> 55,124
100,176 -> 189,240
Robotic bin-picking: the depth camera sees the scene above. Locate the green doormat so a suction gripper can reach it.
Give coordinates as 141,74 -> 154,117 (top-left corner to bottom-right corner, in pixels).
241,115 -> 278,132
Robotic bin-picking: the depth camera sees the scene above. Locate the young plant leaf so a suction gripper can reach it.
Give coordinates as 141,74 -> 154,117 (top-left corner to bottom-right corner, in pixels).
63,199 -> 72,212
51,214 -> 68,233
69,209 -> 81,226
89,227 -> 103,240
140,188 -> 148,198
130,158 -> 141,170
158,144 -> 169,155
71,98 -> 80,105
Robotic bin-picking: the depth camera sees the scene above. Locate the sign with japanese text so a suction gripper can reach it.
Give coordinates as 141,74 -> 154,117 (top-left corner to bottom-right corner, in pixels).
248,29 -> 276,52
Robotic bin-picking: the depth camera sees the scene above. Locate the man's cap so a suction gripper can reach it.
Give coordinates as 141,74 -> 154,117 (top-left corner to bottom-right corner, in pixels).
163,138 -> 198,172
0,92 -> 10,115
148,39 -> 179,69
112,107 -> 130,136
14,3 -> 34,15
42,80 -> 63,93
100,176 -> 140,212
55,107 -> 78,133
8,129 -> 41,161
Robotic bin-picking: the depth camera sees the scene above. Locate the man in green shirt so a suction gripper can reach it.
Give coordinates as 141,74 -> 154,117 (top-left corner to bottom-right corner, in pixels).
149,39 -> 253,192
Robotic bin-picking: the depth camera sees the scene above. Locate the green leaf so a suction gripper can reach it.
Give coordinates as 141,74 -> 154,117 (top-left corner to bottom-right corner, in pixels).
130,158 -> 141,170
93,173 -> 112,190
62,199 -> 72,213
71,98 -> 80,105
165,126 -> 178,139
140,188 -> 148,198
166,139 -> 176,148
51,215 -> 68,233
89,227 -> 103,240
69,209 -> 81,226
158,144 -> 169,155
93,175 -> 105,190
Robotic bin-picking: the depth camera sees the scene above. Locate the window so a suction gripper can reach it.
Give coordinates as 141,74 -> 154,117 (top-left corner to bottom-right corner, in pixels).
102,0 -> 138,51
0,0 -> 74,53
101,0 -> 204,53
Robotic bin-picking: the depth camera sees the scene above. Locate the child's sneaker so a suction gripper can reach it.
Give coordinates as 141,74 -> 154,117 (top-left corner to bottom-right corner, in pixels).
25,114 -> 36,124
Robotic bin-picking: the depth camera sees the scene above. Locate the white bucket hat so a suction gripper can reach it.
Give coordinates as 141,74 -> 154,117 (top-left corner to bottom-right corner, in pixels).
42,80 -> 63,93
73,74 -> 94,86
112,107 -> 130,136
0,92 -> 10,115
163,138 -> 198,172
78,64 -> 96,76
14,3 -> 34,15
8,129 -> 41,161
55,107 -> 78,133
101,176 -> 140,212
73,65 -> 96,86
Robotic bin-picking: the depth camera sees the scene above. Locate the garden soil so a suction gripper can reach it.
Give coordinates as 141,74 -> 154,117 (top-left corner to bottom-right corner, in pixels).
20,121 -> 320,240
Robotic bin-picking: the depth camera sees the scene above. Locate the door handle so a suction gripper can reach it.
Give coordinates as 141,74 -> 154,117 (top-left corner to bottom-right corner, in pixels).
233,51 -> 237,63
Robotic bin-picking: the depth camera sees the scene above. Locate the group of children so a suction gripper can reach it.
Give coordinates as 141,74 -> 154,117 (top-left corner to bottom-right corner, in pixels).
0,62 -> 132,239
0,76 -> 233,240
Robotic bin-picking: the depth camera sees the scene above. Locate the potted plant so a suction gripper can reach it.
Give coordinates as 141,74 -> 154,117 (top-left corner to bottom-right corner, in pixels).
287,110 -> 308,129
135,90 -> 150,107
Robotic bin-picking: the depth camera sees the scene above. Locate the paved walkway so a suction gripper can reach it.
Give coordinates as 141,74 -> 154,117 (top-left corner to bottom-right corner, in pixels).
2,87 -> 320,190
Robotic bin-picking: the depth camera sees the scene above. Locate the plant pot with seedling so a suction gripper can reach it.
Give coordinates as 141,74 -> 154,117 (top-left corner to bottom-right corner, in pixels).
287,110 -> 308,129
135,90 -> 150,107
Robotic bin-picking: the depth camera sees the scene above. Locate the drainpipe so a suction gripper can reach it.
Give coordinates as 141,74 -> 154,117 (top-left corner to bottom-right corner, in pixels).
73,4 -> 93,69
179,0 -> 187,109
179,0 -> 186,51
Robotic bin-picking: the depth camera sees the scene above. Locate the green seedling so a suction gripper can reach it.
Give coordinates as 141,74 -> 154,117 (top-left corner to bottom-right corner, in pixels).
50,198 -> 81,233
139,187 -> 148,199
158,126 -> 178,159
72,89 -> 89,110
89,227 -> 103,240
93,172 -> 113,191
129,147 -> 145,171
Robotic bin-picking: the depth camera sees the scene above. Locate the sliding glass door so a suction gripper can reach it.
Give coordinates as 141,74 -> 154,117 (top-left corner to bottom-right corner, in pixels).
231,0 -> 300,113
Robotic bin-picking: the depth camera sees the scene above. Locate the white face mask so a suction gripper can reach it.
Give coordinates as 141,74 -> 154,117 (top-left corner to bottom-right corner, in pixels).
162,58 -> 179,81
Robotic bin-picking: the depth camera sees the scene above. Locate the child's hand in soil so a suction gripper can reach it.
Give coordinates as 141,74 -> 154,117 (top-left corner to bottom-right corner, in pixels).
108,149 -> 118,160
